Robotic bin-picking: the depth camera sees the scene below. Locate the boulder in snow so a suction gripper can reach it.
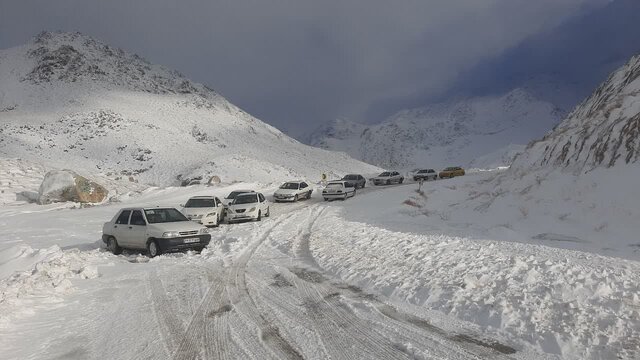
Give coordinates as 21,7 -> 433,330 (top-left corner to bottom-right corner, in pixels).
207,175 -> 221,186
38,170 -> 108,204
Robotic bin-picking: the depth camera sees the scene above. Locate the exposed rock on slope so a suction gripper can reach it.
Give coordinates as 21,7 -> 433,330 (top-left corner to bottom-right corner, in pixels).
511,55 -> 640,174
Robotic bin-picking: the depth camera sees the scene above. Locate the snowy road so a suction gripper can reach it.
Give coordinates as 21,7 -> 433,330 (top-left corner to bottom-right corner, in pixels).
2,177 -> 637,359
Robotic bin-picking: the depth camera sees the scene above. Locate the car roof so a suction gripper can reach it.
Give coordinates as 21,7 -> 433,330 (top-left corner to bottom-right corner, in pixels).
119,206 -> 177,211
236,192 -> 259,196
230,189 -> 255,193
189,196 -> 216,199
327,181 -> 346,185
283,180 -> 305,183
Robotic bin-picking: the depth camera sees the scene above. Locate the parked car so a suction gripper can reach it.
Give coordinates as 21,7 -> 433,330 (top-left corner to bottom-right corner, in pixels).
226,192 -> 270,223
222,189 -> 255,206
273,181 -> 312,202
322,181 -> 356,201
180,196 -> 225,227
372,171 -> 404,185
439,166 -> 466,178
102,207 -> 211,257
341,174 -> 367,189
413,169 -> 438,181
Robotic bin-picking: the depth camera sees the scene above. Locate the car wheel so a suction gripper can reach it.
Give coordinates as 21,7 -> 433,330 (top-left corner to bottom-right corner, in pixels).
107,236 -> 122,255
399,178 -> 404,184
362,182 -> 365,188
265,207 -> 270,217
307,191 -> 312,199
257,210 -> 262,221
324,198 -> 328,201
147,240 -> 161,258
353,189 -> 357,197
294,194 -> 299,202
386,180 -> 391,185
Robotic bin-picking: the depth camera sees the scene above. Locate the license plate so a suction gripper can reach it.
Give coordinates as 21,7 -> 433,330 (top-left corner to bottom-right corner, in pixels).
183,238 -> 199,244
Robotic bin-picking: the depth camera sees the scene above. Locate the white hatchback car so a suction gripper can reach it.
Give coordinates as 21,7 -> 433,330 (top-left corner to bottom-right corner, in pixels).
226,192 -> 270,223
180,196 -> 225,227
322,181 -> 356,201
273,181 -> 313,202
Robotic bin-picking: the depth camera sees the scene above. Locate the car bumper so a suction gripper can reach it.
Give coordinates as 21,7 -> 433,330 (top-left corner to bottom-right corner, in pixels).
323,192 -> 347,199
188,214 -> 219,226
274,196 -> 296,202
227,212 -> 259,221
157,234 -> 211,252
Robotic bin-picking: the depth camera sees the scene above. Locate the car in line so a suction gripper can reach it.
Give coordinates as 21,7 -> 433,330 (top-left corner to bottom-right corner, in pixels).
222,189 -> 256,206
341,174 -> 367,189
322,181 -> 356,201
273,181 -> 312,202
372,171 -> 404,185
102,207 -> 211,257
413,169 -> 438,182
439,166 -> 466,179
180,196 -> 225,227
226,192 -> 270,223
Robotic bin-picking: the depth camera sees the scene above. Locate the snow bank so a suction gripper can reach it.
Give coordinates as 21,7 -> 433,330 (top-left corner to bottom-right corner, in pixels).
0,245 -> 100,327
310,208 -> 640,359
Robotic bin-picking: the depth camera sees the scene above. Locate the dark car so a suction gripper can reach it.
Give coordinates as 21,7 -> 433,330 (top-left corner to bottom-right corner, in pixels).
341,174 -> 367,189
413,169 -> 438,181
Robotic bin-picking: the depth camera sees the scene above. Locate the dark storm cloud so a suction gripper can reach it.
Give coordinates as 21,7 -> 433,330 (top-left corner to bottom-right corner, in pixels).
0,0 -> 610,136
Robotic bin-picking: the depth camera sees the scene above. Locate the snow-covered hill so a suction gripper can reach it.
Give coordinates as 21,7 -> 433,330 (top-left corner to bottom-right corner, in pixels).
0,31 -> 379,197
308,88 -> 564,169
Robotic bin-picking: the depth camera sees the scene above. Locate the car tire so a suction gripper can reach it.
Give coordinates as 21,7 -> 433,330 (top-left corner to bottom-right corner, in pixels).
257,210 -> 262,221
147,240 -> 161,258
386,180 -> 391,185
294,194 -> 299,202
265,207 -> 270,217
362,183 -> 365,188
399,178 -> 404,184
107,236 -> 122,255
307,191 -> 312,199
324,198 -> 328,201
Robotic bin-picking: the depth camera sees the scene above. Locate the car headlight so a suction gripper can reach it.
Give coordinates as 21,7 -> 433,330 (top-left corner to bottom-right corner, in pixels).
162,231 -> 180,238
249,207 -> 256,212
199,228 -> 210,234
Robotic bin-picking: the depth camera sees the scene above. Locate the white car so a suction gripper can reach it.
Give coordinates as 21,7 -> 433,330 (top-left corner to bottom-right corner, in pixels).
273,181 -> 313,202
322,181 -> 356,201
102,207 -> 211,257
180,196 -> 225,227
226,192 -> 270,223
222,189 -> 255,206
372,171 -> 404,185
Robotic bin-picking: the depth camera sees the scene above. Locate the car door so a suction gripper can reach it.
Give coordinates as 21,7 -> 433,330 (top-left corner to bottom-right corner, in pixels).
112,210 -> 131,244
258,193 -> 268,213
300,182 -> 309,196
125,210 -> 148,249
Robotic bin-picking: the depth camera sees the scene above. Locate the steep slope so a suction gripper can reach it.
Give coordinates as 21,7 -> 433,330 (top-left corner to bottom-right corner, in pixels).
308,89 -> 564,169
0,32 -> 379,195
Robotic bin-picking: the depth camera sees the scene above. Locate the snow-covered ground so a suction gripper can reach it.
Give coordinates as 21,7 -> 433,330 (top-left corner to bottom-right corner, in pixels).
1,173 -> 638,359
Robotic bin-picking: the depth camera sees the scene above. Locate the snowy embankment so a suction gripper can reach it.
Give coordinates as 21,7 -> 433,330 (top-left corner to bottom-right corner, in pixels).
308,183 -> 640,360
310,208 -> 640,359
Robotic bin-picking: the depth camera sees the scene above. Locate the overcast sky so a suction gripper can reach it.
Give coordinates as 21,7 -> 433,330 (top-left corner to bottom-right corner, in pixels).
0,0 -> 613,136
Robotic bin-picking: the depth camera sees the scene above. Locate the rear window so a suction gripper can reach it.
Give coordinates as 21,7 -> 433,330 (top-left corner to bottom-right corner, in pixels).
379,172 -> 390,177
326,183 -> 344,189
185,198 -> 216,208
115,210 -> 131,224
144,208 -> 189,223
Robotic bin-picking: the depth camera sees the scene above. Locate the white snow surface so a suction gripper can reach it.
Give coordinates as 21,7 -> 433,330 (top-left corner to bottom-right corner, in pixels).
307,88 -> 564,170
0,31 -> 379,193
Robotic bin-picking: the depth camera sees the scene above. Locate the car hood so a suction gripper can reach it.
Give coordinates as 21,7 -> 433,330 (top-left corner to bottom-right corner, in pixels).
148,221 -> 203,232
372,176 -> 391,180
274,189 -> 298,195
181,207 -> 217,216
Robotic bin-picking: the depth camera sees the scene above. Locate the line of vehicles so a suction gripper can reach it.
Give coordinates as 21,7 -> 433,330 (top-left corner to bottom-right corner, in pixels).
101,167 -> 465,257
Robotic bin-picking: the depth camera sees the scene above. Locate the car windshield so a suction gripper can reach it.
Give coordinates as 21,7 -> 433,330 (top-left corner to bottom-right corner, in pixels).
226,191 -> 251,199
144,208 -> 189,223
280,182 -> 299,190
184,198 -> 215,208
343,175 -> 357,180
326,183 -> 343,189
233,194 -> 257,204
418,170 -> 428,173
444,167 -> 456,171
379,172 -> 390,177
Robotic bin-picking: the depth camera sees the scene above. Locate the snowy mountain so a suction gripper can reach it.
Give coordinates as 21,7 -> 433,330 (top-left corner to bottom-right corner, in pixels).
510,54 -> 640,175
308,88 -> 564,169
0,31 -> 379,195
